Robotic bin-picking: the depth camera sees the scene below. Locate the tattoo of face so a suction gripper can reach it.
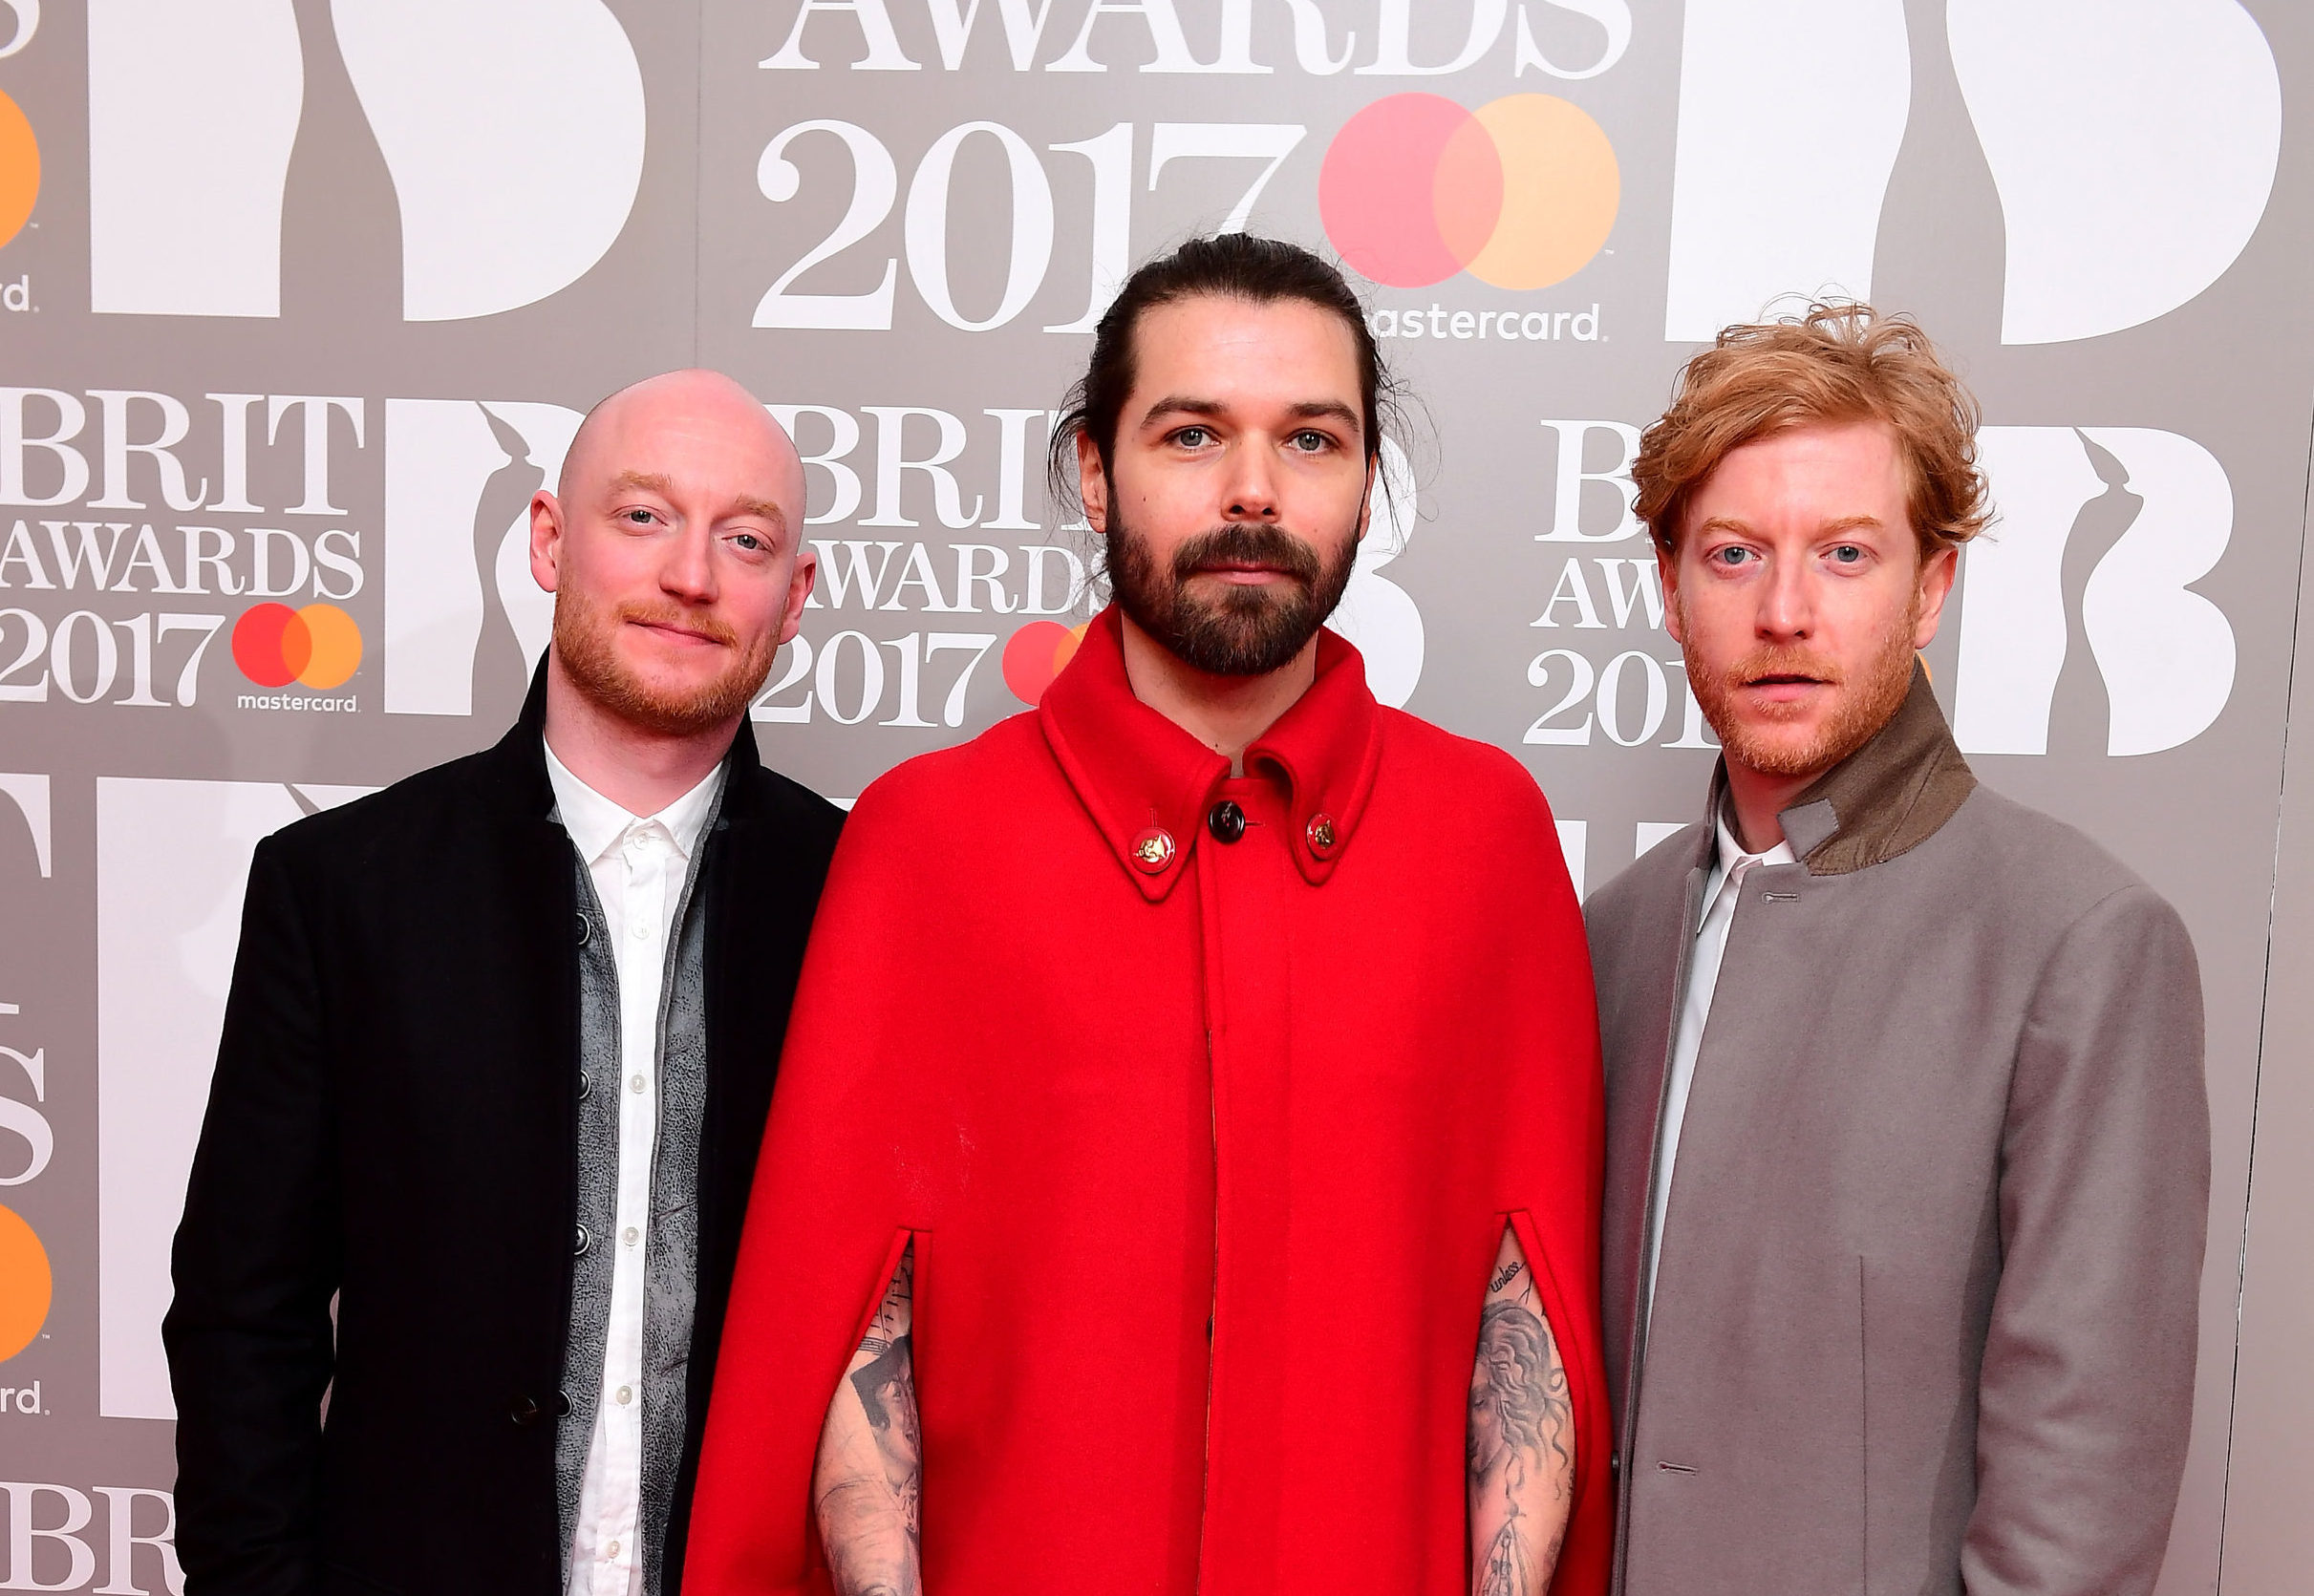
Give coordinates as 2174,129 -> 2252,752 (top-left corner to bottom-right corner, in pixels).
817,1245 -> 925,1596
1469,1301 -> 1568,1477
850,1252 -> 922,1539
1469,1295 -> 1575,1596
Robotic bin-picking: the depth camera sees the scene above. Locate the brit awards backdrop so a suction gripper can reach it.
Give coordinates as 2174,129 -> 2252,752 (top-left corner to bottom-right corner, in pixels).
2,1 -> 2312,1589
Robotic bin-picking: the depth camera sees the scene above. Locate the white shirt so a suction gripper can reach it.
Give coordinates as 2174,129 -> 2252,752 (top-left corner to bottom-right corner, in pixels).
543,742 -> 725,1596
1642,807 -> 1796,1321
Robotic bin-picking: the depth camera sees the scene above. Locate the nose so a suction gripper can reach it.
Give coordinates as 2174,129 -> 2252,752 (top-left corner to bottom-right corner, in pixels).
1756,554 -> 1811,643
1221,441 -> 1281,523
659,521 -> 717,605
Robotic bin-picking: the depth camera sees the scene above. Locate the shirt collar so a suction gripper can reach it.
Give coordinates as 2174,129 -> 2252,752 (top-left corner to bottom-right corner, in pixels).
1038,606 -> 1385,903
1703,801 -> 1796,928
541,738 -> 726,867
1711,805 -> 1797,875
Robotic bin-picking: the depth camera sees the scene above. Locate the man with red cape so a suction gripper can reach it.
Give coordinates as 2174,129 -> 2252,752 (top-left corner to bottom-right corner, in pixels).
686,236 -> 1610,1596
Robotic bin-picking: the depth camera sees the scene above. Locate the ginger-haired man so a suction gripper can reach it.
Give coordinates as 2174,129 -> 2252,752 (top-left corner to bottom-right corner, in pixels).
1588,305 -> 2209,1595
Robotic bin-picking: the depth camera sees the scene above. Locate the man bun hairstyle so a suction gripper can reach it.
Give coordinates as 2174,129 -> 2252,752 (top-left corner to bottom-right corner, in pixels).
1047,233 -> 1398,512
1632,302 -> 1992,561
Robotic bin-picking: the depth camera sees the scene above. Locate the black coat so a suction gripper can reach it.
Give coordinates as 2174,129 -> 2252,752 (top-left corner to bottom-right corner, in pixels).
163,675 -> 843,1596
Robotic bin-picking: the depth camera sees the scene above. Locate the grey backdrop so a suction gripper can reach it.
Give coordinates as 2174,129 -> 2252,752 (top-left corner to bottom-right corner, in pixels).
0,2 -> 2304,1591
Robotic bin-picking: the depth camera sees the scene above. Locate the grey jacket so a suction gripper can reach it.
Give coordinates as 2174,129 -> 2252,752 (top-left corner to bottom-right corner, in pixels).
1585,668 -> 2209,1596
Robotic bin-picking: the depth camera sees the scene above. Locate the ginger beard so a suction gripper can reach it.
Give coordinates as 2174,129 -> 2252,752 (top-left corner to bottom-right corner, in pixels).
1680,581 -> 1922,779
551,582 -> 777,736
1104,513 -> 1358,678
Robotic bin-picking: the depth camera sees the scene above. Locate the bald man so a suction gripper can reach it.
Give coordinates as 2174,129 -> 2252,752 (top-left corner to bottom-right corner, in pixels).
165,371 -> 844,1596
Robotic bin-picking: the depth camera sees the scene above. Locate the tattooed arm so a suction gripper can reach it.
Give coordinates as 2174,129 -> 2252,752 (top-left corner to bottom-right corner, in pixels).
814,1243 -> 921,1596
1468,1225 -> 1574,1596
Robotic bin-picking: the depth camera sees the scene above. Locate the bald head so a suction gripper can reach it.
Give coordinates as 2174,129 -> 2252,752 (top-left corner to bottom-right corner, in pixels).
528,368 -> 819,753
560,368 -> 804,515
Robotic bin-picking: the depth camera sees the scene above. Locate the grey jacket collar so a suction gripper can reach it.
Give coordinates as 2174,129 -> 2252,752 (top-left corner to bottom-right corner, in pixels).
1703,661 -> 1978,878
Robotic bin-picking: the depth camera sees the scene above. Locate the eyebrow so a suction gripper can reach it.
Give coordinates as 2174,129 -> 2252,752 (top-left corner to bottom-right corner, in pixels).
1694,513 -> 1886,538
607,472 -> 788,533
1138,395 -> 1364,434
731,497 -> 789,531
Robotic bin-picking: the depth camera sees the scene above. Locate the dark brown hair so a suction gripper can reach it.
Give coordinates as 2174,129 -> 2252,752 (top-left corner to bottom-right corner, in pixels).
1046,234 -> 1399,511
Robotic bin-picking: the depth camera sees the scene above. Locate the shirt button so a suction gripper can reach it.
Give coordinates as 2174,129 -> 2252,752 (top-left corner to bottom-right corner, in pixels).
606,1541 -> 620,1560
630,919 -> 649,940
623,1226 -> 639,1245
615,1386 -> 632,1405
630,1074 -> 646,1094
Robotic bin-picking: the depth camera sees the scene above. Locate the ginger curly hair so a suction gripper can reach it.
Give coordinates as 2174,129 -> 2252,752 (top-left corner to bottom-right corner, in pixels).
1632,302 -> 1992,561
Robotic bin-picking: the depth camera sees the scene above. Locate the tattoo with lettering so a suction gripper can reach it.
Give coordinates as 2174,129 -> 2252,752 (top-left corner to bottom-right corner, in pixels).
814,1244 -> 922,1596
1469,1228 -> 1574,1596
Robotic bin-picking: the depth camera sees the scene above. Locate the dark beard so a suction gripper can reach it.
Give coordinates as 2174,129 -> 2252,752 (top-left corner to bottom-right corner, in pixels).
1104,514 -> 1358,678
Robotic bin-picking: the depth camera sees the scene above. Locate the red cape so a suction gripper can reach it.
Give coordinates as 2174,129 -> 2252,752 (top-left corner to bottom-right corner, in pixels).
689,610 -> 1610,1594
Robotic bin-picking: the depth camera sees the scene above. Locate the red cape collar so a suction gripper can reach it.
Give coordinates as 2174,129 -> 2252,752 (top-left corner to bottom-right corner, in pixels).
1038,606 -> 1384,902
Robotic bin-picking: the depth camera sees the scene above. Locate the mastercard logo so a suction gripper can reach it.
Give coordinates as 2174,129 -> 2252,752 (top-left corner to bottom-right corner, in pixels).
1002,620 -> 1089,707
0,88 -> 36,251
231,603 -> 363,690
0,1202 -> 49,1362
1319,94 -> 1618,291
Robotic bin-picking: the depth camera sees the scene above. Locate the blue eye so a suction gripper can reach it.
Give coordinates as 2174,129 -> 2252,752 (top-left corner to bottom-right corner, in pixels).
1715,546 -> 1750,566
1832,544 -> 1862,564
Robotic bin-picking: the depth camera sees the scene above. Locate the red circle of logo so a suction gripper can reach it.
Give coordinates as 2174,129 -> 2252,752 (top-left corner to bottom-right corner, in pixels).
231,604 -> 311,688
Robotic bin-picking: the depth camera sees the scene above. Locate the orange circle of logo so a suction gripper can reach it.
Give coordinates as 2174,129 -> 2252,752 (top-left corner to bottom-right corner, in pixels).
0,1203 -> 52,1362
1319,93 -> 1619,291
0,88 -> 36,251
295,603 -> 363,689
232,602 -> 363,690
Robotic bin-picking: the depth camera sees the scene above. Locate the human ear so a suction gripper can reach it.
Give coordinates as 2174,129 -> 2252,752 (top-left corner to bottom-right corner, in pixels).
779,546 -> 818,648
527,490 -> 566,594
1913,543 -> 1960,649
1075,432 -> 1110,536
1657,541 -> 1685,647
